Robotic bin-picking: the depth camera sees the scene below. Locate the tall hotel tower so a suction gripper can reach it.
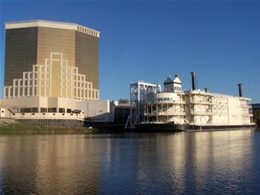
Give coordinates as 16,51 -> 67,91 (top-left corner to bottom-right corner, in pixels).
4,20 -> 100,100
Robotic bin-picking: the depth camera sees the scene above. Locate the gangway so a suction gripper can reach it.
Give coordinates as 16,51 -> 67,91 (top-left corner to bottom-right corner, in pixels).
125,81 -> 160,129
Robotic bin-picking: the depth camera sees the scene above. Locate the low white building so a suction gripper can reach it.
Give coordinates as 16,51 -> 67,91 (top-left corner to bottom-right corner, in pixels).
0,108 -> 9,118
0,97 -> 117,122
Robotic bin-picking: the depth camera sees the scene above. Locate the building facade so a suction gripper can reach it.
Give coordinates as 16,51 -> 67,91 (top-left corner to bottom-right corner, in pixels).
4,20 -> 100,98
4,52 -> 99,101
0,20 -> 104,119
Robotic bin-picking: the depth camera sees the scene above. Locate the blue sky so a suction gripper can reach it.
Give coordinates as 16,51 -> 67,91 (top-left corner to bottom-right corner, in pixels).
0,0 -> 259,103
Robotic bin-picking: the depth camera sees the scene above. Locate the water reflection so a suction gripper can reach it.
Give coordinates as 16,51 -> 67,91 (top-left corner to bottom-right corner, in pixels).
0,129 -> 259,195
0,135 -> 101,194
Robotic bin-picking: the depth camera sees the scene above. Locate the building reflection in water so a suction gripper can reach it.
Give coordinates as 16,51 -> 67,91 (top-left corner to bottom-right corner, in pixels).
0,129 -> 256,194
97,130 -> 254,194
161,130 -> 254,194
188,131 -> 252,193
0,135 -> 101,194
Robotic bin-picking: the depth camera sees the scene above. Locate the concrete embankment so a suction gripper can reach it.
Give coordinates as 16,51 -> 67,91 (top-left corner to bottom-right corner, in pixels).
16,119 -> 84,127
0,118 -> 96,134
0,118 -> 18,126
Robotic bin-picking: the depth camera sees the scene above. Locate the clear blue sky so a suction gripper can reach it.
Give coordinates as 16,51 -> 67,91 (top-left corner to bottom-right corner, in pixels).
0,0 -> 259,103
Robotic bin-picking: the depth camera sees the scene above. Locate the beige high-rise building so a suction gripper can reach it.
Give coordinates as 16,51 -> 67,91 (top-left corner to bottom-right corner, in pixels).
4,20 -> 100,100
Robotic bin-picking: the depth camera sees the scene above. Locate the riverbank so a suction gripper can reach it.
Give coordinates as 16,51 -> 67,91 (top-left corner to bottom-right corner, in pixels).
0,118 -> 98,134
1,118 -> 259,134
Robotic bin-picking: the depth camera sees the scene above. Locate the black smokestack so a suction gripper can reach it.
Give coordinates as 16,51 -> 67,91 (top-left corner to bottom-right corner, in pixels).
191,72 -> 196,90
204,88 -> 208,92
238,83 -> 242,97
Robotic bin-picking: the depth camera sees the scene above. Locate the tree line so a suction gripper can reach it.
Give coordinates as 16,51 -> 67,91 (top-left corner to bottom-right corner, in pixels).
253,110 -> 260,127
118,99 -> 129,104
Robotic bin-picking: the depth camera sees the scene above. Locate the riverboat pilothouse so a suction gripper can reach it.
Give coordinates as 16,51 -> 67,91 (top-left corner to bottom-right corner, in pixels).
125,72 -> 255,131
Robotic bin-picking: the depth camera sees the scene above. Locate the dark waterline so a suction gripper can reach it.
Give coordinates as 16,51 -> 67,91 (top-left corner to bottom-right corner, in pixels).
0,129 -> 260,195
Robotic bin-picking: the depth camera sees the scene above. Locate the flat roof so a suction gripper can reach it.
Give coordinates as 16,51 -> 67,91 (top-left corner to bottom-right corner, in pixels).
5,19 -> 100,38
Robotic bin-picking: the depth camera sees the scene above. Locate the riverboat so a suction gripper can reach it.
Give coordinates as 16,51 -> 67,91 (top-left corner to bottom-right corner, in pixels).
126,72 -> 255,132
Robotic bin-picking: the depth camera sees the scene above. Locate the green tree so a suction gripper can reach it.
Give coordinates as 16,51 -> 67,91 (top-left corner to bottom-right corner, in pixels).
253,110 -> 260,127
118,99 -> 129,104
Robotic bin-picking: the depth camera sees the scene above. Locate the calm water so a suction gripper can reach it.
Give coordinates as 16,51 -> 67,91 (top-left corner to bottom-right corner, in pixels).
0,129 -> 260,195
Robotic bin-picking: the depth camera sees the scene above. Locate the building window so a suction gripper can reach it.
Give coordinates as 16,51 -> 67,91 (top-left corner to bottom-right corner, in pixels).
59,108 -> 65,113
40,108 -> 47,113
20,108 -> 31,113
32,108 -> 38,112
48,108 -> 57,113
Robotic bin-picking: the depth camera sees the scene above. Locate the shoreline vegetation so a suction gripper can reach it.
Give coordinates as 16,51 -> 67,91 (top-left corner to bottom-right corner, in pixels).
0,118 -> 98,134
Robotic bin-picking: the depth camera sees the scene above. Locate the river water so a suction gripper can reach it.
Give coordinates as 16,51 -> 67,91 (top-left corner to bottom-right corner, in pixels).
0,129 -> 260,195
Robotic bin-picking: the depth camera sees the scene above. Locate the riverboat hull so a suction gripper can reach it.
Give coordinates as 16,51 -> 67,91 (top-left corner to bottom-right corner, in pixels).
134,123 -> 256,132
